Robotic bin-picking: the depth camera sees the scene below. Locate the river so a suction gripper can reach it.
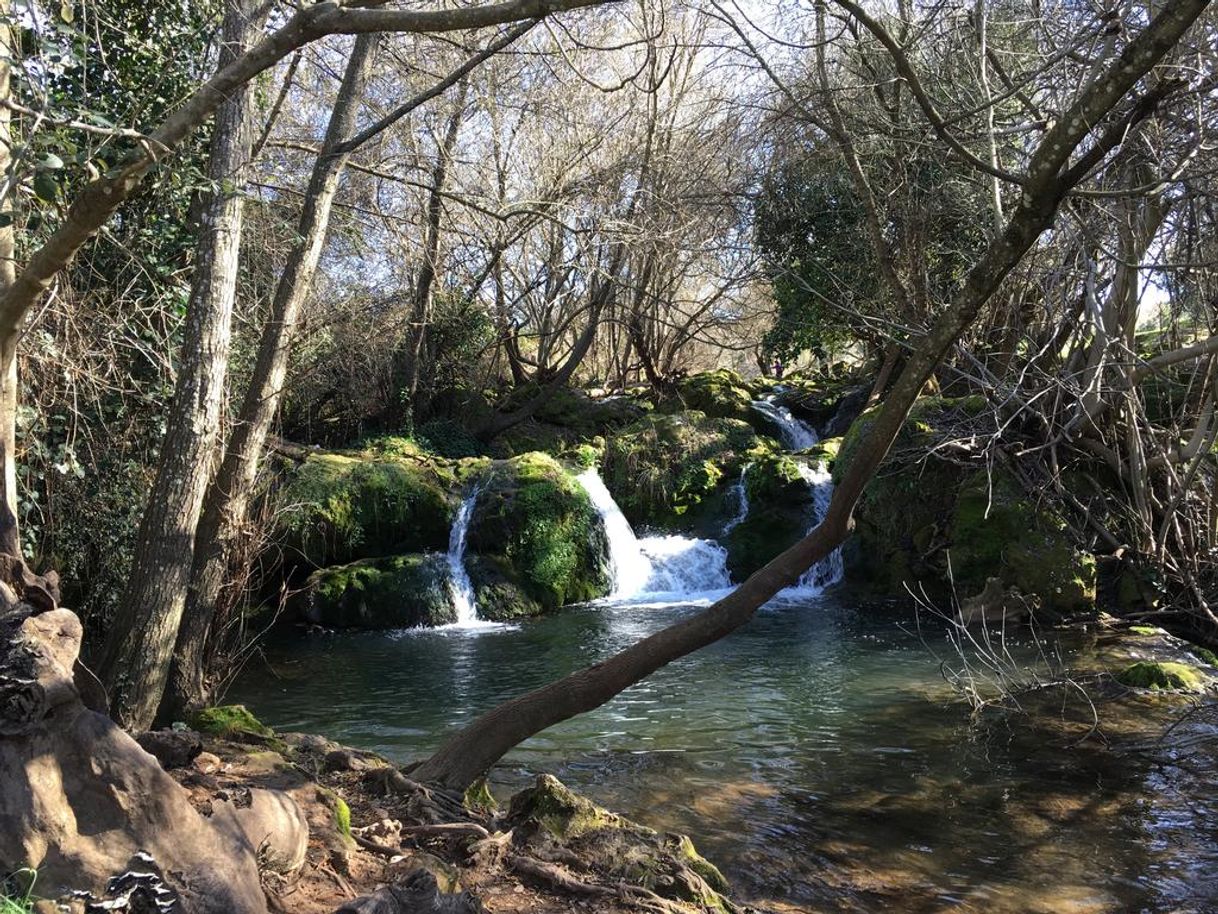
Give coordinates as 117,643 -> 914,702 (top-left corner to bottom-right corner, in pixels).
229,588 -> 1218,913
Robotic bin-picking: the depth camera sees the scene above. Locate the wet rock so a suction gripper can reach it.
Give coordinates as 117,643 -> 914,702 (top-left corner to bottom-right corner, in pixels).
302,554 -> 455,630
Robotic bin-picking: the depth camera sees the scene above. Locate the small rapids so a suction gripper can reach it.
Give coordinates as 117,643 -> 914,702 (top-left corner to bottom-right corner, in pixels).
750,397 -> 819,451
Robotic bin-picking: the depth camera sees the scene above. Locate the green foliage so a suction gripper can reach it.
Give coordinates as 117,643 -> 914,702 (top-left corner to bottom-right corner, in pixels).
1116,661 -> 1208,693
0,868 -> 37,914
304,554 -> 455,629
275,452 -> 455,568
467,453 -> 608,610
416,419 -> 486,459
333,796 -> 352,839
190,705 -> 273,739
601,413 -> 758,529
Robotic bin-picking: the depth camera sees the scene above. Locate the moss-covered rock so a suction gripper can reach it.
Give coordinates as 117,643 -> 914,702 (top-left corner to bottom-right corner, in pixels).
467,453 -> 609,611
1116,660 -> 1208,692
723,454 -> 816,579
834,398 -> 1096,612
302,553 -> 455,629
950,471 -> 1095,612
506,775 -> 736,913
275,451 -> 456,569
671,369 -> 755,422
190,705 -> 273,740
601,412 -> 759,530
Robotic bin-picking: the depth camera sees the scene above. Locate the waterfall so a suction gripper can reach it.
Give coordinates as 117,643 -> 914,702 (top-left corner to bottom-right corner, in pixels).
576,468 -> 653,597
577,468 -> 732,600
445,485 -> 485,626
637,535 -> 732,596
794,462 -> 844,590
750,398 -> 819,451
721,464 -> 750,536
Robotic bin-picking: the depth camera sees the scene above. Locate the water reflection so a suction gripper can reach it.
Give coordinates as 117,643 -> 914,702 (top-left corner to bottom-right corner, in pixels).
229,593 -> 1218,913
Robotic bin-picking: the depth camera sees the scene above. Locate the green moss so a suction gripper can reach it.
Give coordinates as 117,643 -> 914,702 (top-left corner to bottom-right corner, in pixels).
190,705 -> 273,739
806,436 -> 842,467
467,454 -> 609,611
275,451 -> 455,568
304,553 -> 454,629
1116,661 -> 1208,692
507,774 -> 624,839
950,470 -> 1095,612
672,369 -> 755,422
463,778 -> 498,815
602,412 -> 757,529
334,796 -> 352,838
1128,625 -> 1163,636
1188,645 -> 1218,667
674,834 -> 729,893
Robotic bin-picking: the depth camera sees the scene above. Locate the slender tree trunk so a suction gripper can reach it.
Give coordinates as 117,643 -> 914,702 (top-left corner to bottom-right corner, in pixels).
400,82 -> 469,420
411,0 -> 1208,789
160,35 -> 378,720
100,0 -> 267,730
0,0 -> 18,561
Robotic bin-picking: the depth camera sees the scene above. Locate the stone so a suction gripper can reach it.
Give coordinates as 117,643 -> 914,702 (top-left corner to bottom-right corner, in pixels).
135,728 -> 203,770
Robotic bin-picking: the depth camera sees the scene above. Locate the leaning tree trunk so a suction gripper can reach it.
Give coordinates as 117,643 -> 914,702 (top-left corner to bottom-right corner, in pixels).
160,34 -> 379,721
410,0 -> 1209,789
100,0 -> 268,730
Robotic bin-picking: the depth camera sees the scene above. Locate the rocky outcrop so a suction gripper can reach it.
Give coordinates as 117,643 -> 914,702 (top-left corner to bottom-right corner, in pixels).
303,554 -> 456,629
467,453 -> 610,614
832,397 -> 1096,614
0,602 -> 270,912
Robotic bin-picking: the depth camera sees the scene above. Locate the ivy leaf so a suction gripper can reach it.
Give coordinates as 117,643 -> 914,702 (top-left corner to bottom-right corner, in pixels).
39,152 -> 65,171
33,172 -> 58,202
59,1 -> 74,24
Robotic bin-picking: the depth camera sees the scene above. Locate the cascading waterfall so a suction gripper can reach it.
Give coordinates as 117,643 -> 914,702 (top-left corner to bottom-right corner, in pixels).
795,462 -> 844,590
576,468 -> 653,597
577,467 -> 732,599
750,397 -> 819,451
721,464 -> 751,536
445,485 -> 485,626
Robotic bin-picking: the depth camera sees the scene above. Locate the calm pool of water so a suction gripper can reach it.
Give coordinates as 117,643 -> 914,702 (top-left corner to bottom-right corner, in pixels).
229,592 -> 1218,913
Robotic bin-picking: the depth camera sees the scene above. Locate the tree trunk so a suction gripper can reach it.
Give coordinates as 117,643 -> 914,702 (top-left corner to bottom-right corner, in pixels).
0,0 -> 18,561
100,0 -> 267,730
399,82 -> 469,421
410,0 -> 1208,789
160,34 -> 379,721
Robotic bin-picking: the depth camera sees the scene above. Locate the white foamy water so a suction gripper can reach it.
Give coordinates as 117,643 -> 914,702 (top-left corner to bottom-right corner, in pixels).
750,398 -> 819,451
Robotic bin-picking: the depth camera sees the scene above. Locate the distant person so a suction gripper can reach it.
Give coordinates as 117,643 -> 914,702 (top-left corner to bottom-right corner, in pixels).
773,358 -> 784,379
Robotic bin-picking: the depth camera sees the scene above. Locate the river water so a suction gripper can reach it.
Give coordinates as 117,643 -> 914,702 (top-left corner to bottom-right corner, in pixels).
229,590 -> 1218,913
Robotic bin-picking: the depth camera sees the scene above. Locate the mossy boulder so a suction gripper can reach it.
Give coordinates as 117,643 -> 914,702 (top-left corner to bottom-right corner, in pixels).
723,454 -> 815,579
835,398 -> 1095,612
506,775 -> 736,913
301,553 -> 455,629
275,451 -> 456,569
601,412 -> 759,530
950,471 -> 1095,612
466,453 -> 610,611
1116,660 -> 1209,692
671,369 -> 755,422
190,705 -> 273,740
